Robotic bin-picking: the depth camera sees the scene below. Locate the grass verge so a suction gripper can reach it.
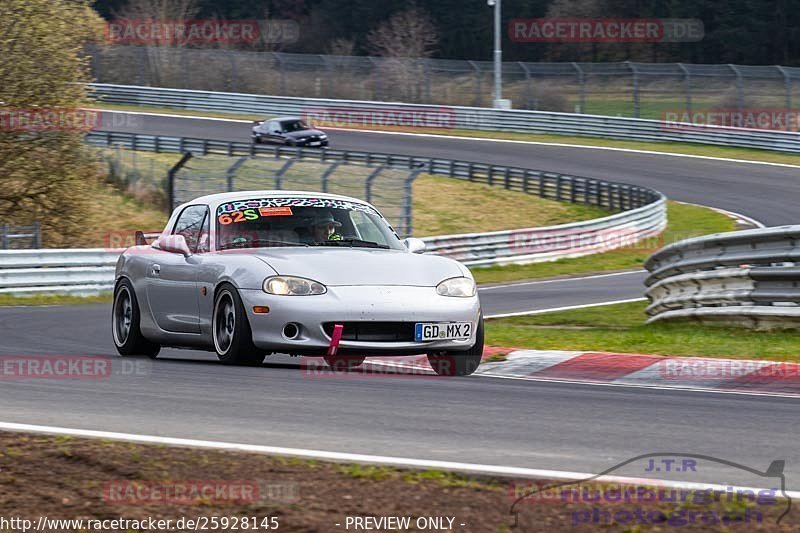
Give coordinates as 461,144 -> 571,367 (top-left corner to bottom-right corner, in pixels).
87,149 -> 613,240
413,175 -> 608,237
0,294 -> 110,307
93,102 -> 800,167
486,300 -> 800,362
2,432 -> 792,531
471,201 -> 736,284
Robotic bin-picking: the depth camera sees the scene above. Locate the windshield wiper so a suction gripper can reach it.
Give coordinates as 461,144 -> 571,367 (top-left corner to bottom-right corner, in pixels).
219,239 -> 309,250
317,238 -> 390,249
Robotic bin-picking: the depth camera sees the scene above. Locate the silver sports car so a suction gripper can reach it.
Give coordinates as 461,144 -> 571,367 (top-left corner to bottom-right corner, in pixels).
112,191 -> 483,376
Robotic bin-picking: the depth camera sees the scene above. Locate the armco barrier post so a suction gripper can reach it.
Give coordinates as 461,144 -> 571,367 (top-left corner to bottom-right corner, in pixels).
32,221 -> 41,249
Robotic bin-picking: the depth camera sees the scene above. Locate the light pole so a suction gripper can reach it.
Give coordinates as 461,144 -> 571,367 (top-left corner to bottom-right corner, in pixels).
488,0 -> 510,108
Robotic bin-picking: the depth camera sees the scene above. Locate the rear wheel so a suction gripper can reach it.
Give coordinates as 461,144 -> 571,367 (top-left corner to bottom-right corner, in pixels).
323,355 -> 366,371
112,279 -> 160,358
427,317 -> 484,377
213,284 -> 265,366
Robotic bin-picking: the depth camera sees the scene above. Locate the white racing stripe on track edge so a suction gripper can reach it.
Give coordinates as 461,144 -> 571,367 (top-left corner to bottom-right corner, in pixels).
93,109 -> 800,169
1,421 -> 797,498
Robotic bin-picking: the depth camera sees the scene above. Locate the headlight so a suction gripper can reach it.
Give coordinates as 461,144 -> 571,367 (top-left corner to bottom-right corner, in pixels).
263,276 -> 327,296
319,134 -> 327,138
436,277 -> 476,297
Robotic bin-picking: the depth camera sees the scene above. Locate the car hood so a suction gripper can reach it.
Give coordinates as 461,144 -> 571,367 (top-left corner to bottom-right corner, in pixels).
285,129 -> 324,139
251,248 -> 465,286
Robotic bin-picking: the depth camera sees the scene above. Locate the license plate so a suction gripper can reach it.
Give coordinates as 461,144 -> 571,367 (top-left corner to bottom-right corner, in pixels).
309,141 -> 321,146
415,322 -> 472,341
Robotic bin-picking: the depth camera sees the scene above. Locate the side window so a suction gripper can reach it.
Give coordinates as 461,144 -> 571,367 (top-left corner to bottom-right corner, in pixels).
349,210 -> 383,243
196,212 -> 211,253
172,205 -> 208,253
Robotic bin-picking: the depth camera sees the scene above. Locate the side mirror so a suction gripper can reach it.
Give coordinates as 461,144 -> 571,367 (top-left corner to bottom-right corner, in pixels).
403,237 -> 426,254
156,234 -> 192,256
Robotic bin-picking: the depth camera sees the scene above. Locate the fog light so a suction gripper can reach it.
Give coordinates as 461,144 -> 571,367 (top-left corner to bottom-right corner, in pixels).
283,323 -> 300,339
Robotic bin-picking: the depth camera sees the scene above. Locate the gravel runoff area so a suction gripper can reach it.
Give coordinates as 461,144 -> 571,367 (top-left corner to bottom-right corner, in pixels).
0,432 -> 795,532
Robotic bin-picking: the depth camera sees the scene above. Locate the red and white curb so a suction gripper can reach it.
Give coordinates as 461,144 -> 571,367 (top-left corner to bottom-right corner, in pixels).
478,350 -> 800,397
344,349 -> 800,398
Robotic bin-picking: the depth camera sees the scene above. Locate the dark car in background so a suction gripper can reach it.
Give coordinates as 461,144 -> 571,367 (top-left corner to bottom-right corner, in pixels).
251,117 -> 329,147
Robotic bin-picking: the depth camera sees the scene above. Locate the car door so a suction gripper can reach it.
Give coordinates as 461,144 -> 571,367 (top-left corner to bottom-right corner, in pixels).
266,120 -> 285,144
145,205 -> 208,334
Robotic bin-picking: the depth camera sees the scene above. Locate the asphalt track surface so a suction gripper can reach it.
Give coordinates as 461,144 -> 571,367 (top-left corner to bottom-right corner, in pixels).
1,303 -> 799,489
2,111 -> 798,491
107,110 -> 799,226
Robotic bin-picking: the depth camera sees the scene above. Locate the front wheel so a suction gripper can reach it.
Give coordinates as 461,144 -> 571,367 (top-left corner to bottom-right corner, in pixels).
427,317 -> 484,377
213,284 -> 265,366
112,279 -> 160,358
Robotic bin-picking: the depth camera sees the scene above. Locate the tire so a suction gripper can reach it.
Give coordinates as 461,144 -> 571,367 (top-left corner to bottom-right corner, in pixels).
213,283 -> 265,366
323,355 -> 366,371
112,278 -> 160,358
427,317 -> 484,377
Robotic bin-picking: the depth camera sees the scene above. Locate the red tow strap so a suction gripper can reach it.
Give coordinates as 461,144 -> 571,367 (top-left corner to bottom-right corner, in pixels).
327,324 -> 344,356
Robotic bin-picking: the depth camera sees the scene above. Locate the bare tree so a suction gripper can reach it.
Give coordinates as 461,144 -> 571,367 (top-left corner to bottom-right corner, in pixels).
326,38 -> 356,57
366,5 -> 439,102
367,5 -> 438,59
114,0 -> 199,30
112,0 -> 200,86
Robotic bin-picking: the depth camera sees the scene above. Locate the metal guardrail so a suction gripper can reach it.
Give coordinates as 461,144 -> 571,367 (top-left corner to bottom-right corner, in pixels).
2,130 -> 666,295
0,195 -> 664,295
85,130 -> 662,214
0,249 -> 120,296
90,84 -> 800,153
644,226 -> 800,329
427,197 -> 665,267
1,223 -> 41,250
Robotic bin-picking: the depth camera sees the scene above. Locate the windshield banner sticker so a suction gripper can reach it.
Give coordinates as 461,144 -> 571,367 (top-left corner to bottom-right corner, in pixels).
217,198 -> 377,216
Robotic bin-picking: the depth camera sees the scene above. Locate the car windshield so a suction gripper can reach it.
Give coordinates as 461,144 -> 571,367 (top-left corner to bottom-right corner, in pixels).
281,120 -> 309,132
215,197 -> 404,251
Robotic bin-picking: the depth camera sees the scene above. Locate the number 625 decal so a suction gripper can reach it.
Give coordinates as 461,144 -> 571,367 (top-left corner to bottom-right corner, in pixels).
218,209 -> 259,225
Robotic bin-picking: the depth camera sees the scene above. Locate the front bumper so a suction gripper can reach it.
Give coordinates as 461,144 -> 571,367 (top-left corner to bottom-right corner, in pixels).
296,138 -> 328,147
240,285 -> 481,356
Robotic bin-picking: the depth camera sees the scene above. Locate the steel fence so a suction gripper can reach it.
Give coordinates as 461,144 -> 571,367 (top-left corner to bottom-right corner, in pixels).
1,130 -> 666,295
85,130 -> 662,215
88,85 -> 800,153
0,223 -> 41,250
644,226 -> 800,329
171,153 -> 420,236
87,45 -> 800,120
